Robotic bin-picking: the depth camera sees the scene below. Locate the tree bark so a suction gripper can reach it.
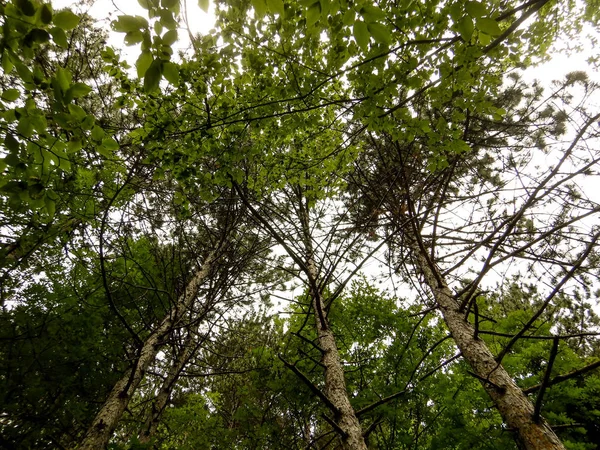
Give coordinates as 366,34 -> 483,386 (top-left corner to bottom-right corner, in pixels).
138,329 -> 198,444
299,203 -> 367,450
78,250 -> 218,450
235,182 -> 367,449
407,229 -> 565,450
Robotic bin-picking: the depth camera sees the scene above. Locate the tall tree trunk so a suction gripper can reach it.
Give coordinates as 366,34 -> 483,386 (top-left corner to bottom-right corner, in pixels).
407,227 -> 565,450
138,329 -> 198,444
79,251 -> 218,450
300,204 -> 367,450
234,182 -> 366,449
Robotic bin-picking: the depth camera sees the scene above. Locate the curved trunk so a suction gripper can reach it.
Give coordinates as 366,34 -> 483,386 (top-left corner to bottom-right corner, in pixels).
408,231 -> 565,450
78,251 -> 217,450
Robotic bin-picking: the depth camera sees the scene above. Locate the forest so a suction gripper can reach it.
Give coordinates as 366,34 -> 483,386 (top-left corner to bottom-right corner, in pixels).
1,0 -> 600,448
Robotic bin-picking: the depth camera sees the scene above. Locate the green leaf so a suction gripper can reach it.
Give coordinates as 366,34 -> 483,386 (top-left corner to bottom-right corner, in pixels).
360,5 -> 386,21
112,15 -> 149,33
5,134 -> 20,152
56,67 -> 71,93
91,126 -> 105,141
305,2 -> 321,27
158,9 -> 177,30
368,22 -> 391,44
67,104 -> 87,119
465,1 -> 487,18
162,0 -> 178,8
452,139 -> 471,153
125,30 -> 145,45
16,0 -> 36,16
17,118 -> 34,138
266,0 -> 285,16
67,139 -> 82,153
354,20 -> 369,52
251,0 -> 267,17
15,62 -> 33,83
58,154 -> 71,171
342,8 -> 355,26
102,137 -> 120,150
53,10 -> 80,30
28,182 -> 44,199
136,51 -> 153,78
30,114 -> 47,133
66,82 -> 92,99
478,32 -> 491,45
457,16 -> 474,42
40,4 -> 53,24
2,89 -> 20,102
449,3 -> 462,22
49,27 -> 68,48
44,195 -> 56,218
162,29 -> 178,45
27,29 -> 50,44
477,17 -> 502,36
2,54 -> 14,73
144,59 -> 163,93
198,0 -> 209,12
138,0 -> 150,9
162,62 -> 179,84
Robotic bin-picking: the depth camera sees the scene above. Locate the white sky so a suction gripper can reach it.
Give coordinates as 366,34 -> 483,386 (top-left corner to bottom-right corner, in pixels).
52,0 -> 215,62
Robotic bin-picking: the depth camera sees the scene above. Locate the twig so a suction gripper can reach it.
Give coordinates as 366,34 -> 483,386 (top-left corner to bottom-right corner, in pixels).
356,390 -> 406,417
278,355 -> 339,416
321,413 -> 348,439
533,337 -> 559,422
523,359 -> 600,394
466,370 -> 506,393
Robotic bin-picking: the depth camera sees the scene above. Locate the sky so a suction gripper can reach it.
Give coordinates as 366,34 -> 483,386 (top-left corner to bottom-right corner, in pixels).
52,0 -> 215,61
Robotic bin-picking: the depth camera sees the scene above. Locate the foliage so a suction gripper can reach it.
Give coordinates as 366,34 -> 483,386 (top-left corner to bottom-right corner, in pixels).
0,0 -> 599,449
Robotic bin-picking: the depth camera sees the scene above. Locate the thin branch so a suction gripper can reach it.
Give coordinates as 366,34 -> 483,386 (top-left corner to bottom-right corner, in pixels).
480,331 -> 600,340
321,413 -> 348,439
533,337 -> 559,422
291,332 -> 325,354
523,359 -> 600,394
550,423 -> 585,430
466,370 -> 506,393
356,390 -> 407,417
495,230 -> 600,363
278,355 -> 339,416
418,353 -> 462,383
362,417 -> 384,438
485,0 -> 552,53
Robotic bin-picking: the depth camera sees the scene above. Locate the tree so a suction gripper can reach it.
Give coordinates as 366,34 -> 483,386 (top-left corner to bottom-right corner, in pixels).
343,70 -> 600,449
1,0 -> 599,449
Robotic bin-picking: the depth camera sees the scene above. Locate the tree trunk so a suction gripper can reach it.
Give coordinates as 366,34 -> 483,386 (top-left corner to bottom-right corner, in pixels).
408,229 -> 565,450
235,183 -> 367,449
79,251 -> 218,450
300,205 -> 367,450
138,329 -> 198,444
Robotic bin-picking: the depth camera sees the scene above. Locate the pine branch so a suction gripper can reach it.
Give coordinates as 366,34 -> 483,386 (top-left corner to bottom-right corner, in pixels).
533,337 -> 559,422
356,390 -> 407,417
278,355 -> 339,416
523,359 -> 600,394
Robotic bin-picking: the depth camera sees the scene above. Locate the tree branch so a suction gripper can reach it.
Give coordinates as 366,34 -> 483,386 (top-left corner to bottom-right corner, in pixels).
278,355 -> 339,416
356,390 -> 407,418
523,359 -> 600,394
533,337 -> 559,422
